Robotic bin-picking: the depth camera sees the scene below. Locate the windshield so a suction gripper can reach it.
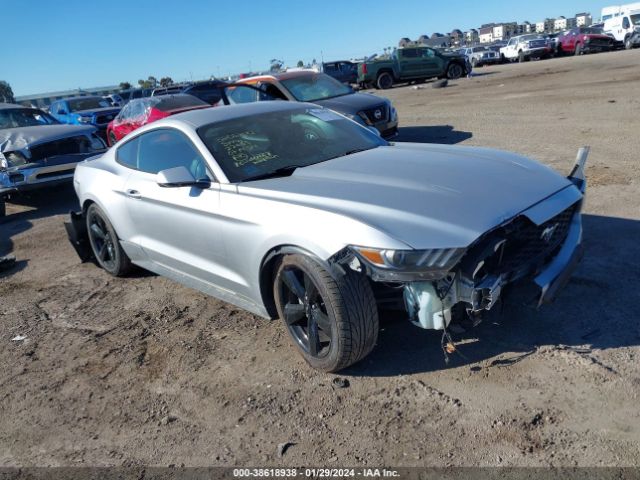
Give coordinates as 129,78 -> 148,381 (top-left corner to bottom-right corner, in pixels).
521,34 -> 542,41
579,27 -> 604,34
198,107 -> 386,183
631,14 -> 640,26
472,46 -> 489,52
67,97 -> 111,112
279,73 -> 352,102
0,108 -> 59,129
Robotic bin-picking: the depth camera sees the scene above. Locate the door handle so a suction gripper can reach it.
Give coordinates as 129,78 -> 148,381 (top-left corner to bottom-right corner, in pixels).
125,189 -> 141,199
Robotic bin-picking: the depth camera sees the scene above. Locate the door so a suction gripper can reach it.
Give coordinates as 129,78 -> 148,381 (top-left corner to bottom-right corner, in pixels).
119,128 -> 233,290
419,48 -> 443,77
503,38 -> 517,58
397,48 -> 422,78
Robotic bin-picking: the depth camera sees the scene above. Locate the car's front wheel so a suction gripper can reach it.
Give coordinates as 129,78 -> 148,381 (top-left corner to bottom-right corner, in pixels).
575,43 -> 583,55
446,62 -> 464,79
625,36 -> 633,50
86,203 -> 132,276
273,254 -> 378,372
0,198 -> 6,218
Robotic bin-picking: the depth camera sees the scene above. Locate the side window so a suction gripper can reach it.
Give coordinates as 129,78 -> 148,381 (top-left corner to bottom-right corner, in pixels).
623,17 -> 630,29
116,136 -> 140,169
118,103 -> 131,120
401,48 -> 418,58
324,63 -> 337,73
421,48 -> 435,58
136,129 -> 211,179
260,83 -> 287,100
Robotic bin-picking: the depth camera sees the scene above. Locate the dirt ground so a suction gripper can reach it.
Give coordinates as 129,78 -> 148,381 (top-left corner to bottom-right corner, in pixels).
1,50 -> 639,468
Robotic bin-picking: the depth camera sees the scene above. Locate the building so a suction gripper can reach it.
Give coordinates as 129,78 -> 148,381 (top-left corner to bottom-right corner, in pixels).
479,25 -> 494,43
449,29 -> 464,46
492,22 -> 517,41
575,13 -> 592,26
398,37 -> 412,47
465,29 -> 479,45
517,21 -> 533,34
417,35 -> 430,44
536,18 -> 555,33
554,16 -> 576,31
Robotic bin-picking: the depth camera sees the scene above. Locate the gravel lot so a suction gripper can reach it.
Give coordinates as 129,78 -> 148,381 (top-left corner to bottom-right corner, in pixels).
1,50 -> 639,468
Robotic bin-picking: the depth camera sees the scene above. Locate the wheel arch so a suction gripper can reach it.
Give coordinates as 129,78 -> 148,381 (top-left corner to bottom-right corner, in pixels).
258,244 -> 341,320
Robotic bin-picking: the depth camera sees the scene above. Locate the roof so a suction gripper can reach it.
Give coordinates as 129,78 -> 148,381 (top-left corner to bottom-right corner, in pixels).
240,70 -> 319,83
55,95 -> 103,101
0,102 -> 24,110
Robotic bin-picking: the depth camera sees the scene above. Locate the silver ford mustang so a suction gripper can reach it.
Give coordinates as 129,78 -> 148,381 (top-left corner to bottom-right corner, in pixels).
66,101 -> 587,372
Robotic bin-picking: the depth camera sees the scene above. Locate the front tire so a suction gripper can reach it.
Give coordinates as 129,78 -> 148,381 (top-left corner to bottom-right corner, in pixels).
376,72 -> 393,90
575,43 -> 583,55
518,51 -> 526,63
625,36 -> 633,50
446,62 -> 464,79
274,254 -> 379,372
0,198 -> 6,218
86,203 -> 132,276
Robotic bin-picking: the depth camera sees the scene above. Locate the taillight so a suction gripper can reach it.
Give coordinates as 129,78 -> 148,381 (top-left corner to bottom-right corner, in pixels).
362,63 -> 368,74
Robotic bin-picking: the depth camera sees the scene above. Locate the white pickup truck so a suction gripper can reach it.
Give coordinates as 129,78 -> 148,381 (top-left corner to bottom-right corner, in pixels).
604,9 -> 640,49
500,34 -> 553,62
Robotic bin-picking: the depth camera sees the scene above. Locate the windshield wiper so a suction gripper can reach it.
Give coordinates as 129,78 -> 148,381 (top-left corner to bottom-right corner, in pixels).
242,165 -> 303,182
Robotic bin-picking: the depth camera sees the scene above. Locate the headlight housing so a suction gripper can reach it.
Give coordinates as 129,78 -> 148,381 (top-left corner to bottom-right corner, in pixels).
350,246 -> 465,281
2,152 -> 27,168
345,112 -> 372,126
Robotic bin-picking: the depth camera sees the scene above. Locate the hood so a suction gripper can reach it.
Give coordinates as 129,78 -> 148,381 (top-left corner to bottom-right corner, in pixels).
314,93 -> 388,113
238,143 -> 573,249
72,107 -> 121,116
0,124 -> 98,153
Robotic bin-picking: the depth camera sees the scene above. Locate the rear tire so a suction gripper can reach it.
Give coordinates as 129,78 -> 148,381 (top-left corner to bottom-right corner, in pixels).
86,203 -> 132,277
273,254 -> 379,372
376,72 -> 393,90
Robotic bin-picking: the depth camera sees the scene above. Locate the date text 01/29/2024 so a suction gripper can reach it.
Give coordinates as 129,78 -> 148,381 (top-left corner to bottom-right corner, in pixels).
232,468 -> 400,477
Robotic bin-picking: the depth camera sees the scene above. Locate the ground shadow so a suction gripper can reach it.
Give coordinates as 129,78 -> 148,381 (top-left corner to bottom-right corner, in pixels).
396,125 -> 472,144
469,70 -> 501,77
0,184 -> 77,259
346,214 -> 640,377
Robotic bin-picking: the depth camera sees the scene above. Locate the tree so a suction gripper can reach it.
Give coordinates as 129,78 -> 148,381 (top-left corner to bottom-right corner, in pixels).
159,77 -> 174,87
147,76 -> 158,88
269,59 -> 284,73
0,81 -> 15,103
119,81 -> 132,90
296,60 -> 304,68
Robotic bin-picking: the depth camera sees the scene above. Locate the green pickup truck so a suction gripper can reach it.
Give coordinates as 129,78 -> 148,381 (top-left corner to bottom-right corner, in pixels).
358,46 -> 471,89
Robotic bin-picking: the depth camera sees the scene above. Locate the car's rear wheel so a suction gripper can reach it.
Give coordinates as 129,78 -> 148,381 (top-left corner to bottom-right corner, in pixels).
446,62 -> 464,79
86,203 -> 131,276
273,254 -> 378,372
376,72 -> 393,90
108,131 -> 118,147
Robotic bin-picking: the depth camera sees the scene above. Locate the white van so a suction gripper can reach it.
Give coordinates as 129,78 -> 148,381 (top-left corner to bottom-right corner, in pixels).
603,8 -> 640,48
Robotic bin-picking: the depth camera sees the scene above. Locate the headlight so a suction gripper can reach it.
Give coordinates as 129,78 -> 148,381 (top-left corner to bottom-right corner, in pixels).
350,246 -> 465,280
390,105 -> 398,122
584,37 -> 591,43
345,112 -> 371,126
0,153 -> 7,170
5,152 -> 27,168
78,115 -> 93,123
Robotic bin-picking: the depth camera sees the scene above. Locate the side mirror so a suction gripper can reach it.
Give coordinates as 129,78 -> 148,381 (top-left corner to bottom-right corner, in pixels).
156,166 -> 210,188
57,109 -> 68,115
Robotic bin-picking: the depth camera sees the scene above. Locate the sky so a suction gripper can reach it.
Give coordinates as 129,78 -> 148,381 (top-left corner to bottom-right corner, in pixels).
4,0 -> 609,96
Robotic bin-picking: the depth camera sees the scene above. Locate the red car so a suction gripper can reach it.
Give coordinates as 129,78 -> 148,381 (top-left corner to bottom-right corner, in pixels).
558,27 -> 614,55
106,94 -> 210,146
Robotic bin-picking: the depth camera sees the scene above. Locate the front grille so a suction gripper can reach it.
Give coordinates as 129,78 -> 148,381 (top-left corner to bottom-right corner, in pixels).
362,104 -> 388,124
35,168 -> 75,180
29,136 -> 92,161
492,205 -> 576,274
464,203 -> 577,280
529,40 -> 547,48
588,39 -> 611,47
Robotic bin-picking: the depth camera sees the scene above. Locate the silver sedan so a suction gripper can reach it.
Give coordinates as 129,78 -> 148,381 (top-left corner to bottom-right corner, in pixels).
66,101 -> 587,372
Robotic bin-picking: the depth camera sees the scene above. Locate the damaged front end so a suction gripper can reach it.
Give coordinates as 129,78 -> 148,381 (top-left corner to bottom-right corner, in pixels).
337,148 -> 589,332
